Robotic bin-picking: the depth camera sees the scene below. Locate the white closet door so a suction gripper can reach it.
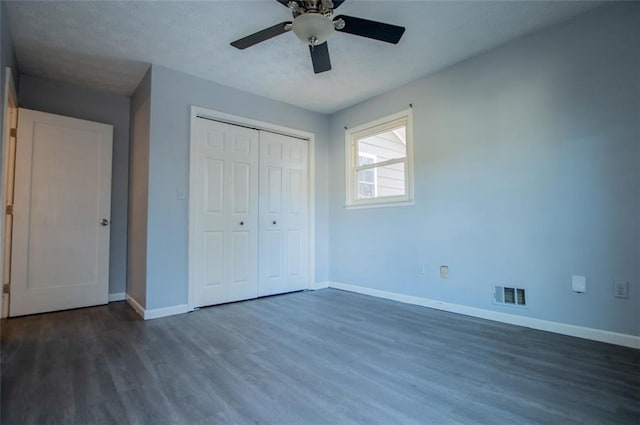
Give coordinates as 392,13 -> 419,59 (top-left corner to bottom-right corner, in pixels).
192,118 -> 259,307
10,109 -> 113,317
259,131 -> 309,296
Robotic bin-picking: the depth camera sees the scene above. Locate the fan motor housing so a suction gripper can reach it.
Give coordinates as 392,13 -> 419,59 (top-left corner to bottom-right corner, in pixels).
292,13 -> 336,46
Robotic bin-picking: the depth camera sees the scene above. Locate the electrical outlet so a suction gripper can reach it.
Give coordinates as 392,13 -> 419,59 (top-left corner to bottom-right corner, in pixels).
440,265 -> 448,279
572,275 -> 586,293
614,281 -> 628,298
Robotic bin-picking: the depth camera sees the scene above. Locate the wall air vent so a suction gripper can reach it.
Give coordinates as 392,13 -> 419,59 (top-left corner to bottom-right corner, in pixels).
494,286 -> 526,307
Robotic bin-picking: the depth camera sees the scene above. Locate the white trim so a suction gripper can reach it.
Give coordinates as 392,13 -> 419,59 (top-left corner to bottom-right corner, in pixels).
345,109 -> 414,209
188,111 -> 198,312
328,282 -> 640,349
310,281 -> 330,290
126,294 -> 189,320
0,68 -> 16,320
108,292 -> 126,302
188,106 -> 316,311
144,304 -> 189,320
348,110 -> 412,136
345,200 -> 415,210
126,294 -> 145,318
191,106 -> 315,141
308,130 -> 316,294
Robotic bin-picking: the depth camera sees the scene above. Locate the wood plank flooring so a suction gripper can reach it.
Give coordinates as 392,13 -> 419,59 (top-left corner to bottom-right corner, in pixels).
1,288 -> 639,424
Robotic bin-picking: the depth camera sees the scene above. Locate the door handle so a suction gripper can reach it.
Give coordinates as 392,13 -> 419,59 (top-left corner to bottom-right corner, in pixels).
100,219 -> 109,226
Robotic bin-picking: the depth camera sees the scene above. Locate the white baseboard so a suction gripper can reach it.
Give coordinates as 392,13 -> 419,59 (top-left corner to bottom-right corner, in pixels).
108,292 -> 126,302
126,295 -> 145,318
144,303 -> 189,320
328,282 -> 640,349
125,294 -> 188,320
309,281 -> 330,290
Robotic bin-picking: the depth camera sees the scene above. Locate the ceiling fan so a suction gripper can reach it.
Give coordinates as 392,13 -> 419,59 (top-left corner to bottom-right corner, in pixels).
230,0 -> 406,74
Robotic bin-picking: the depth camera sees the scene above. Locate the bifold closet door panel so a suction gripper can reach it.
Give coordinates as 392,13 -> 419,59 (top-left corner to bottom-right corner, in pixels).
192,118 -> 259,307
258,131 -> 309,297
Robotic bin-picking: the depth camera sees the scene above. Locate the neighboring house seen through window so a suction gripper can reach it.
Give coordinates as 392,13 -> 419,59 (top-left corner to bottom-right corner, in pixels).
346,109 -> 414,208
357,153 -> 377,198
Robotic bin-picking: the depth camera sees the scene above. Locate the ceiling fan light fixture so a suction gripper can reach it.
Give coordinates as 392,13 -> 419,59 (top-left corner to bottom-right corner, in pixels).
230,0 -> 407,74
292,13 -> 335,46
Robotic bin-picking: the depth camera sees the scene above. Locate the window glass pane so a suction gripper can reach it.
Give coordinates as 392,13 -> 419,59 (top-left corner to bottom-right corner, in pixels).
356,156 -> 376,198
357,125 -> 406,164
358,182 -> 375,198
362,168 -> 375,183
356,162 -> 405,200
358,155 -> 374,167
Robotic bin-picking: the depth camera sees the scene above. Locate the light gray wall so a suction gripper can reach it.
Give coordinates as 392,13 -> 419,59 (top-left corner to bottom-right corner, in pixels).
328,3 -> 640,336
0,1 -> 18,95
18,74 -> 131,296
0,0 -> 19,195
144,65 -> 329,309
127,68 -> 151,307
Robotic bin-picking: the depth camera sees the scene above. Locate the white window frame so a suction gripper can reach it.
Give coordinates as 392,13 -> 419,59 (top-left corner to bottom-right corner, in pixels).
345,109 -> 414,209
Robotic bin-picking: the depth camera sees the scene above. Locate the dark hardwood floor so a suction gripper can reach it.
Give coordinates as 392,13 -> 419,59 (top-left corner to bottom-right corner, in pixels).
1,288 -> 639,424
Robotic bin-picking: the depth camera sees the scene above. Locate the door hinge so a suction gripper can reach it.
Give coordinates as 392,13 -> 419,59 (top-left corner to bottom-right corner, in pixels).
9,128 -> 16,138
3,284 -> 9,294
5,205 -> 12,215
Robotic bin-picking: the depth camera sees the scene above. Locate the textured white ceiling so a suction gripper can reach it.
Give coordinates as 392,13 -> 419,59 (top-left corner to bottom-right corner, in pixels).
6,0 -> 603,113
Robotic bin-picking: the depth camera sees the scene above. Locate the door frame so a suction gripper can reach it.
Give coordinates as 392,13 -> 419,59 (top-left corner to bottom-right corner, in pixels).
0,68 -> 17,318
188,105 -> 316,312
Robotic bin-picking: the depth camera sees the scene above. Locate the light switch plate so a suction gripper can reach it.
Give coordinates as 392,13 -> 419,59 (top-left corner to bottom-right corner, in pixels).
614,281 -> 628,298
440,265 -> 449,279
572,275 -> 586,293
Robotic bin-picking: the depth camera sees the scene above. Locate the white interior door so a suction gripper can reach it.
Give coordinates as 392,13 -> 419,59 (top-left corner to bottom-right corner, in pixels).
259,131 -> 309,297
192,118 -> 259,307
10,109 -> 113,317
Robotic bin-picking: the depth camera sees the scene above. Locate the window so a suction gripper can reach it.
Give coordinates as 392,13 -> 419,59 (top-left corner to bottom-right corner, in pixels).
357,153 -> 377,198
345,109 -> 413,208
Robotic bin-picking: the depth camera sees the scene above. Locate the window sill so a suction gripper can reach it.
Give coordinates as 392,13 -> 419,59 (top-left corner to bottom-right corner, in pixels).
345,199 -> 415,210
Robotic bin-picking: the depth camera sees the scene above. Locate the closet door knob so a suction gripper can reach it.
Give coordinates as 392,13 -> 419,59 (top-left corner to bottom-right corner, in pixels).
272,221 -> 277,225
240,221 -> 244,226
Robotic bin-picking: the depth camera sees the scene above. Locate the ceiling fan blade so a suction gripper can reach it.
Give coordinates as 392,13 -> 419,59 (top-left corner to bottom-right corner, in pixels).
231,22 -> 292,50
309,42 -> 331,74
275,0 -> 290,7
335,15 -> 405,44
